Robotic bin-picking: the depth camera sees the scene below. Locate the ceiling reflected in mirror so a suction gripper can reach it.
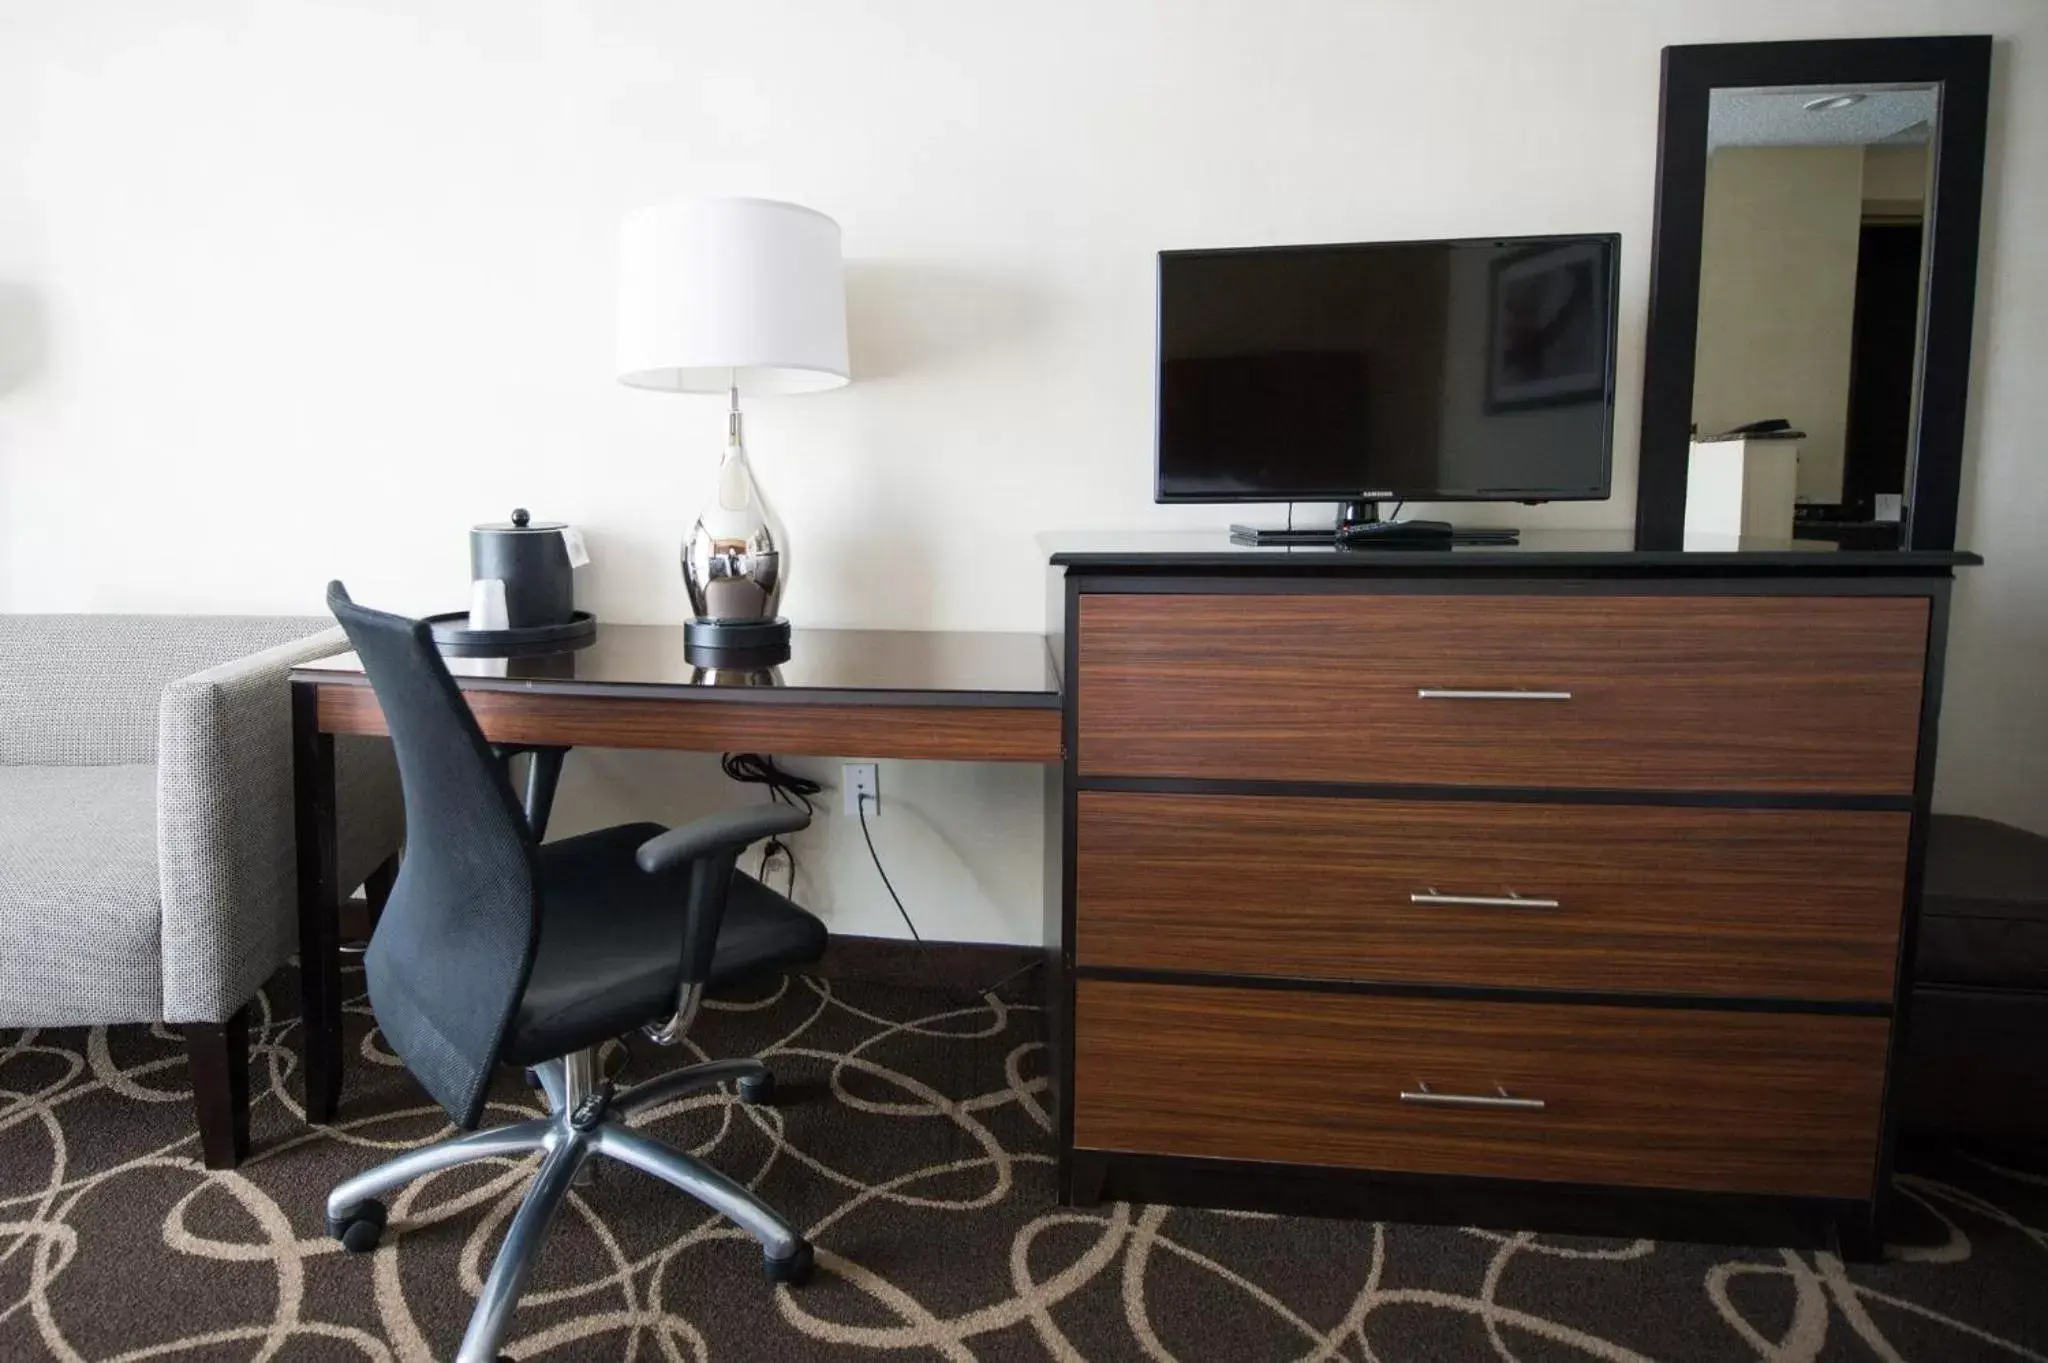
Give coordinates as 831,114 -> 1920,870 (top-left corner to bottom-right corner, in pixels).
1708,85 -> 1936,148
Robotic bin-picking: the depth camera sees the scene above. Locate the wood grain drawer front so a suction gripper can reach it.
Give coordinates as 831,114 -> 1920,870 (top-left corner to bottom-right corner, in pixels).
1072,981 -> 1887,1198
1075,793 -> 1910,1001
1076,593 -> 1929,793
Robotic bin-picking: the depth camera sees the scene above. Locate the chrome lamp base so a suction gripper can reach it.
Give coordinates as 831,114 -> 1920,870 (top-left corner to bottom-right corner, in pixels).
682,388 -> 790,657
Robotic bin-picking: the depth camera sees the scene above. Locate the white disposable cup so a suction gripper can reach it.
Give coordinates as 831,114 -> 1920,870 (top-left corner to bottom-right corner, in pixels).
469,578 -> 510,632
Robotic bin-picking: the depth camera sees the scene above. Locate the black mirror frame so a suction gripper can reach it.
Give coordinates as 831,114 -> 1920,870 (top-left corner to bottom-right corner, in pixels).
1633,35 -> 1992,551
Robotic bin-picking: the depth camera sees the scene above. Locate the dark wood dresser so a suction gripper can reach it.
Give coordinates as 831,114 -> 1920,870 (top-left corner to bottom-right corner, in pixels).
1042,532 -> 1978,1254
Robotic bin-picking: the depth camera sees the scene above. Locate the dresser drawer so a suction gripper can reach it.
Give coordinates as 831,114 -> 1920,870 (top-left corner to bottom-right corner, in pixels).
1076,793 -> 1910,1001
1072,980 -> 1888,1197
1076,592 -> 1929,793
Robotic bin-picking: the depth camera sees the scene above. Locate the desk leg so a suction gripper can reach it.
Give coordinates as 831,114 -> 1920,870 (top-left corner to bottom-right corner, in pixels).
293,682 -> 343,1124
494,744 -> 570,841
522,746 -> 568,842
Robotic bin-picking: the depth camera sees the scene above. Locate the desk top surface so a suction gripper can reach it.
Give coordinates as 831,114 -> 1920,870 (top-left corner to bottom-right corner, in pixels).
294,624 -> 1061,708
1043,528 -> 1980,572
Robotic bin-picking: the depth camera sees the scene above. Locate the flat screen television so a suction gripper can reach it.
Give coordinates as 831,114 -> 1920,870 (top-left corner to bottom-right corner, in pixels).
1155,234 -> 1619,506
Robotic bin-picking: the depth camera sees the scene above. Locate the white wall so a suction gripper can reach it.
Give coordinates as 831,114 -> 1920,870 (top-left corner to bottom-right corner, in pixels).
4,1 -> 2046,944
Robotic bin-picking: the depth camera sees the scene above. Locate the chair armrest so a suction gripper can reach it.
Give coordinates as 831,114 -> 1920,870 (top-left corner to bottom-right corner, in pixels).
635,805 -> 811,1001
635,805 -> 811,875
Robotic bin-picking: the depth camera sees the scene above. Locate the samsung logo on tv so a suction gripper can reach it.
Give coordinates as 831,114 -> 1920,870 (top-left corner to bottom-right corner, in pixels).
1360,490 -> 1394,498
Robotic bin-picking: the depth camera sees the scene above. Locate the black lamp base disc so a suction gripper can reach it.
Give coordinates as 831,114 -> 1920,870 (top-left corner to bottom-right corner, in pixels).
684,617 -> 791,667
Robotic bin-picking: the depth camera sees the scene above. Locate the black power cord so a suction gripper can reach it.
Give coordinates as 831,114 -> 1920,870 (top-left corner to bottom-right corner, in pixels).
724,755 -> 1042,1006
857,794 -> 921,945
856,791 -> 1043,1006
720,753 -> 820,898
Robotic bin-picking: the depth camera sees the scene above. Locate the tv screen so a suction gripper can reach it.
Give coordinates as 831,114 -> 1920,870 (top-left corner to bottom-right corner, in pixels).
1155,234 -> 1618,503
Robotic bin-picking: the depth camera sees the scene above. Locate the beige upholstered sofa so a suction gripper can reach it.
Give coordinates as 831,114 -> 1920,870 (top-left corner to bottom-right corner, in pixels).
0,614 -> 403,1166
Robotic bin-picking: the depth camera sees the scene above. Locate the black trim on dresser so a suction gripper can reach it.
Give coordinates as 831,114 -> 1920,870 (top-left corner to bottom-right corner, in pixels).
1070,965 -> 1893,1017
1069,1149 -> 1875,1260
1048,568 -> 1082,1201
1050,545 -> 1977,573
1068,571 -> 1967,597
1864,578 -> 1955,1251
1075,774 -> 1917,813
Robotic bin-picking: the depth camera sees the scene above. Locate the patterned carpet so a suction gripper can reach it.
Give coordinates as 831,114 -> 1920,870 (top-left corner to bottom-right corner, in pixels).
4,966 -> 2047,1362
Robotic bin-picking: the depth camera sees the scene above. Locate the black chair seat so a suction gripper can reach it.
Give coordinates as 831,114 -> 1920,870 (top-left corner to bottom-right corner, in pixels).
504,822 -> 828,1065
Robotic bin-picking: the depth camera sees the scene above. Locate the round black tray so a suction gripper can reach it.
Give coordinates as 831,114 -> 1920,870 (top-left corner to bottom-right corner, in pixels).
425,610 -> 597,658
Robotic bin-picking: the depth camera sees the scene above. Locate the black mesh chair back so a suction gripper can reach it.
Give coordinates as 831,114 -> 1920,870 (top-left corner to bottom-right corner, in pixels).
326,581 -> 538,1127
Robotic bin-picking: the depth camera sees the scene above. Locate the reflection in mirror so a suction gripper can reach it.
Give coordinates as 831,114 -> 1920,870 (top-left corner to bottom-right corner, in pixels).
1685,83 -> 1935,550
691,664 -> 785,687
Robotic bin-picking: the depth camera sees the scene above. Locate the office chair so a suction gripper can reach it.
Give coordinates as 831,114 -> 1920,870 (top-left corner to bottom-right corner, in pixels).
319,583 -> 827,1363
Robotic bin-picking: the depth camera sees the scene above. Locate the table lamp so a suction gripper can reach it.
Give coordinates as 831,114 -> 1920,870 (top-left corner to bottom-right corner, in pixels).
617,196 -> 849,664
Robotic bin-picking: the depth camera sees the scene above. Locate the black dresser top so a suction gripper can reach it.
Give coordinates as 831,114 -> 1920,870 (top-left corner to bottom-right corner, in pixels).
1044,529 -> 1981,574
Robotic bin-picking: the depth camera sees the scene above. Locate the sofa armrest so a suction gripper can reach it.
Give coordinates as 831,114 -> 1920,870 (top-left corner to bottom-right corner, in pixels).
156,627 -> 404,1023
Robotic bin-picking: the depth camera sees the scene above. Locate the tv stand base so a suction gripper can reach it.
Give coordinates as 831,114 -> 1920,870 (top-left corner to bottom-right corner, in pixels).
1227,521 -> 1518,548
1228,499 -> 1515,548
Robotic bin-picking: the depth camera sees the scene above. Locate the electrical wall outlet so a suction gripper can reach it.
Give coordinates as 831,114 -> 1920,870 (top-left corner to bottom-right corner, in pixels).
842,762 -> 879,817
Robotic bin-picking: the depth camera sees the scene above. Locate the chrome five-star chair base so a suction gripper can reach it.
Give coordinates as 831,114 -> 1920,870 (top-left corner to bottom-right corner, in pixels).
325,1048 -> 808,1363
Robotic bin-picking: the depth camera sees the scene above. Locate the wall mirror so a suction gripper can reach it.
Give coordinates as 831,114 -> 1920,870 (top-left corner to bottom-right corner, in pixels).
1634,37 -> 1991,551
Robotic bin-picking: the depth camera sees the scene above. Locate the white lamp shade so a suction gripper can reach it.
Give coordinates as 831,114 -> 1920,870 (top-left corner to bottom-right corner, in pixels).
616,197 -> 850,396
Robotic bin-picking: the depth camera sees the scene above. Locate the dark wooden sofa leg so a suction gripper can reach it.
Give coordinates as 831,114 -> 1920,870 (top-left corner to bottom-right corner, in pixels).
362,852 -> 399,935
186,1000 -> 251,1169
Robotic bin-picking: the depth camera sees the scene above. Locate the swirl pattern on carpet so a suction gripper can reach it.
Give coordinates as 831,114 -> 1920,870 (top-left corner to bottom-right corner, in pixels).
4,966 -> 2046,1361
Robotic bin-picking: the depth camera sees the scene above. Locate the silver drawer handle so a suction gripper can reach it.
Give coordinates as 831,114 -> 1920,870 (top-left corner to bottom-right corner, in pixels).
1411,890 -> 1561,909
1417,688 -> 1573,701
1399,1083 -> 1546,1112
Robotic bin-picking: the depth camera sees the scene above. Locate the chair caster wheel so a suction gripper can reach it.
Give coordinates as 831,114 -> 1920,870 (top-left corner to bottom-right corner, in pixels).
327,1199 -> 387,1253
765,1238 -> 813,1285
737,1072 -> 775,1105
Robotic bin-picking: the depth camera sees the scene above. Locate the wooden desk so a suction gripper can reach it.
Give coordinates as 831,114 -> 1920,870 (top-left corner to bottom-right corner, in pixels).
289,623 -> 1061,1123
